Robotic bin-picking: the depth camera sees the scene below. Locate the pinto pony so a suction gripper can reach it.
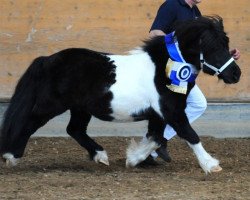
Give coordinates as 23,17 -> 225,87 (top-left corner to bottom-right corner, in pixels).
0,16 -> 241,173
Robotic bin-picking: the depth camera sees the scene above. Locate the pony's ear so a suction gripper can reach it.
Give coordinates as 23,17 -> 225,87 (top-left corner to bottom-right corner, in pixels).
203,15 -> 224,31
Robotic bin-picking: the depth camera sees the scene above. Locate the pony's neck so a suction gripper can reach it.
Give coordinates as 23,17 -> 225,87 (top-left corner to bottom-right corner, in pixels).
142,36 -> 172,93
178,36 -> 201,69
173,22 -> 206,70
143,36 -> 169,69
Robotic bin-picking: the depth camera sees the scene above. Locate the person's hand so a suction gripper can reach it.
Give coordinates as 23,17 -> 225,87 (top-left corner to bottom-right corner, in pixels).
230,48 -> 240,60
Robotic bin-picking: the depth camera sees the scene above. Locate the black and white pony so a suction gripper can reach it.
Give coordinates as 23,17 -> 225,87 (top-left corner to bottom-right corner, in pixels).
0,16 -> 241,174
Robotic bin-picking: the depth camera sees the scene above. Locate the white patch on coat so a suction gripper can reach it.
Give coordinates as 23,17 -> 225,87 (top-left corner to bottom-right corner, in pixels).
126,138 -> 160,167
108,50 -> 163,121
187,142 -> 221,174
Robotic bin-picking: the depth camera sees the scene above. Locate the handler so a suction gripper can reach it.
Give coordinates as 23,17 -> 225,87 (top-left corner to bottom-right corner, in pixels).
141,0 -> 240,165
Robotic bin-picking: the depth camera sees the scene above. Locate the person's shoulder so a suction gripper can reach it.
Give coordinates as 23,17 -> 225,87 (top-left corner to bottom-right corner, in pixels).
193,5 -> 202,16
165,0 -> 178,6
161,0 -> 179,10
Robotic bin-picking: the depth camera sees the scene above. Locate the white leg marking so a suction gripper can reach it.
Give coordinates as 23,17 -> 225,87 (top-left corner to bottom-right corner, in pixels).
188,142 -> 222,174
2,153 -> 20,167
94,150 -> 109,166
126,138 -> 160,168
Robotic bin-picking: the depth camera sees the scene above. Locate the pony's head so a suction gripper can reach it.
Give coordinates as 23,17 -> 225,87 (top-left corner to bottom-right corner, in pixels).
175,16 -> 241,84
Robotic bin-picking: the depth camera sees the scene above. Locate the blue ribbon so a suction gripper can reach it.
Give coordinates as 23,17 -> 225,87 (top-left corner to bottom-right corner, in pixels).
165,32 -> 186,62
165,32 -> 197,85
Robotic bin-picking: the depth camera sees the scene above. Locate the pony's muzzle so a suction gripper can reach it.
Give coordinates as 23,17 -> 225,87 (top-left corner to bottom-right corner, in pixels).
233,68 -> 241,83
219,64 -> 241,84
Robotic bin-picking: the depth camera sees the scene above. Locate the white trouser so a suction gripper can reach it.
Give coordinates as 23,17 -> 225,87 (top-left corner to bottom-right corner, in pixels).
151,84 -> 207,157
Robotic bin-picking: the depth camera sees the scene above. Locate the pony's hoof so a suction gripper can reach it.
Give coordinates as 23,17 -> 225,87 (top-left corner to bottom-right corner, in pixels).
99,158 -> 109,166
2,153 -> 19,167
125,158 -> 136,168
136,155 -> 159,168
211,165 -> 222,173
125,153 -> 150,168
94,150 -> 109,166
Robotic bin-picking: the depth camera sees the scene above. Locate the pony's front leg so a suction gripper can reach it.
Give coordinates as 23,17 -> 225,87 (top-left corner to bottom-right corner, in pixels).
126,137 -> 160,168
171,113 -> 222,174
126,113 -> 165,167
187,142 -> 222,173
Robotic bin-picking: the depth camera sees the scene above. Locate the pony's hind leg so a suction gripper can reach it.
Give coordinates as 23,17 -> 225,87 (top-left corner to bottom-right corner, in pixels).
1,116 -> 52,166
1,104 -> 67,167
66,108 -> 109,165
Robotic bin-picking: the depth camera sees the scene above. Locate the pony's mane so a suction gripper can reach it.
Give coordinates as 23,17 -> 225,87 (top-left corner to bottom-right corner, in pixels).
142,36 -> 166,57
142,16 -> 229,55
174,16 -> 229,53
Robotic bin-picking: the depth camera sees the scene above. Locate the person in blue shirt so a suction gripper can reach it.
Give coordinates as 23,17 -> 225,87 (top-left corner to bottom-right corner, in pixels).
140,0 -> 240,166
150,0 -> 201,36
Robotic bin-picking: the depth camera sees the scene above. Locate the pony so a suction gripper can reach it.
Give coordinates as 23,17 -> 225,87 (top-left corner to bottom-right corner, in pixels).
0,16 -> 241,174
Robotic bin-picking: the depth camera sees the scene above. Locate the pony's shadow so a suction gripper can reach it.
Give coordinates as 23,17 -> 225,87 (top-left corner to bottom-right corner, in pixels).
0,158 -> 128,174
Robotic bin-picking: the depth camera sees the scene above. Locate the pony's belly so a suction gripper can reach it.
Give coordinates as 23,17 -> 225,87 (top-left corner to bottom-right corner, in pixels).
110,112 -> 145,122
110,97 -> 151,122
110,115 -> 135,122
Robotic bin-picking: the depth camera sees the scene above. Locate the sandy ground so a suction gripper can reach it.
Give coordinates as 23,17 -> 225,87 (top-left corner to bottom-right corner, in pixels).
0,137 -> 249,200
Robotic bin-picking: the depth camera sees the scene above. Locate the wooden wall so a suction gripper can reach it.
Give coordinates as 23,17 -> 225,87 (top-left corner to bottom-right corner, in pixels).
0,0 -> 249,101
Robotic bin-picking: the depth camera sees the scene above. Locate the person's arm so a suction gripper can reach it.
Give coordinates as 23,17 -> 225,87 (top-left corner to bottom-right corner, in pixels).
149,30 -> 166,38
149,0 -> 176,37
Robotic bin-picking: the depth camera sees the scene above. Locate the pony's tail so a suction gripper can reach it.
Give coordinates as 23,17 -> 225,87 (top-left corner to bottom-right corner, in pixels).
0,56 -> 45,155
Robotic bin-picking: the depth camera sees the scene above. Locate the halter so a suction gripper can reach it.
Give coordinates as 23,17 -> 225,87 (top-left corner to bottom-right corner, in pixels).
200,53 -> 235,76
